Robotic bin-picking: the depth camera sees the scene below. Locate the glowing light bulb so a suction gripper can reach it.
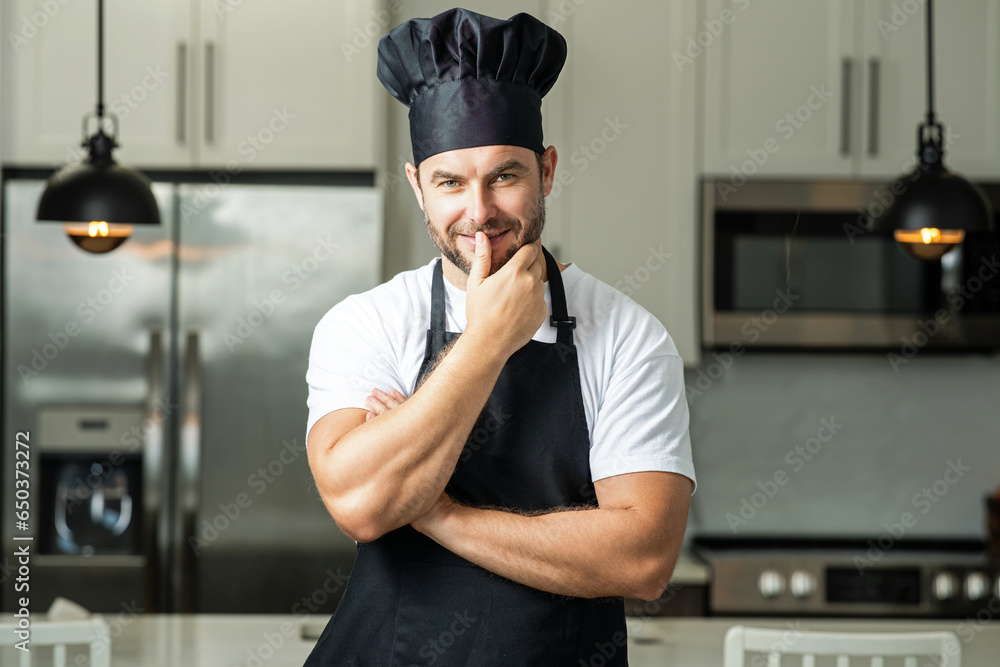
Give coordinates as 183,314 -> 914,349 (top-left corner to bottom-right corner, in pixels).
88,221 -> 110,237
893,228 -> 966,260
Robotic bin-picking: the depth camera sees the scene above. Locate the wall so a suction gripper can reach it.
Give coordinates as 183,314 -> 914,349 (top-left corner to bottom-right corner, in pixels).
685,352 -> 1000,539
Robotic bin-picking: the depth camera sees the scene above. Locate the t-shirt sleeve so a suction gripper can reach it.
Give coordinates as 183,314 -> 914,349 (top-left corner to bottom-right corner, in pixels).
305,295 -> 404,444
589,315 -> 696,493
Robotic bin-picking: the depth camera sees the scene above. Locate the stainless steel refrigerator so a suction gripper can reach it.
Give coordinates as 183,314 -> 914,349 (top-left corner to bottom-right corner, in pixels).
2,178 -> 380,613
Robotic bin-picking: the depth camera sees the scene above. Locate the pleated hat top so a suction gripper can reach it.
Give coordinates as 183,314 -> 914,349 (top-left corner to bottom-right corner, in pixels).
376,8 -> 567,165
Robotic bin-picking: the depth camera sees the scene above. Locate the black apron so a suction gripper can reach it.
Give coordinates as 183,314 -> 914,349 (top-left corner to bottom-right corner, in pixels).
305,246 -> 627,666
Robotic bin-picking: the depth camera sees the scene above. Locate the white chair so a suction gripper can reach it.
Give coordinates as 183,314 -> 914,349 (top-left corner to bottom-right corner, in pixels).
724,625 -> 961,667
0,617 -> 111,667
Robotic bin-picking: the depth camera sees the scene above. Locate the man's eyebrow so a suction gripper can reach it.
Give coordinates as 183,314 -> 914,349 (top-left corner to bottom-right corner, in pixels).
428,159 -> 531,184
429,169 -> 464,183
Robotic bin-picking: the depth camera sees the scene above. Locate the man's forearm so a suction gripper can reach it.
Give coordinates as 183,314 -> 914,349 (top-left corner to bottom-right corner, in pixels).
319,331 -> 506,541
414,500 -> 680,601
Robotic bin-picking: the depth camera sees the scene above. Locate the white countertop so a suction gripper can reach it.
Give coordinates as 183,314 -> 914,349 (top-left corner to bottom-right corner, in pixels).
5,614 -> 998,666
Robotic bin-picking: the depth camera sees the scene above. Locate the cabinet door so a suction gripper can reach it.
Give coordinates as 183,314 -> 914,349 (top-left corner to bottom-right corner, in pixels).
702,0 -> 856,178
196,0 -> 378,169
860,0 -> 1000,179
2,0 -> 192,168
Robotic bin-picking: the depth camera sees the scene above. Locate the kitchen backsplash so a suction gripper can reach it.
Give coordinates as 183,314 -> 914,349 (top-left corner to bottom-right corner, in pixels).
684,352 -> 1000,540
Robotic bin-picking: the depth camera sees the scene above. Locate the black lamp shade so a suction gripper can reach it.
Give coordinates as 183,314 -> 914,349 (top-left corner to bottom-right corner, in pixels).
37,160 -> 160,226
875,167 -> 993,236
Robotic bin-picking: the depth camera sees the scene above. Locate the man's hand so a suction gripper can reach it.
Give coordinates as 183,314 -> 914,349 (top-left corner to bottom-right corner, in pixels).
464,232 -> 547,359
364,387 -> 407,421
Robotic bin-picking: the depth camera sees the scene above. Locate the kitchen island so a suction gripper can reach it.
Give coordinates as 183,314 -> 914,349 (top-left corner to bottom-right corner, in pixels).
5,614 -> 998,666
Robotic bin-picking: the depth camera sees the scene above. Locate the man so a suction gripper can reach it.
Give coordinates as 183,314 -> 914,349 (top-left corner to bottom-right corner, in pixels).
304,8 -> 695,665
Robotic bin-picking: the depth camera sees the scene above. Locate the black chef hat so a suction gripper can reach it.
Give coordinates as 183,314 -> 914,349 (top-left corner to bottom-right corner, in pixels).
377,8 -> 567,166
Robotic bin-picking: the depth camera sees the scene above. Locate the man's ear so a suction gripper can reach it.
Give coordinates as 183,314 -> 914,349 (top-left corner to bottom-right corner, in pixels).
405,162 -> 424,210
540,146 -> 558,197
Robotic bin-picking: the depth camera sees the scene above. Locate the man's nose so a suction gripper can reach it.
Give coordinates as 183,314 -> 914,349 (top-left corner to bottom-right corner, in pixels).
466,183 -> 498,224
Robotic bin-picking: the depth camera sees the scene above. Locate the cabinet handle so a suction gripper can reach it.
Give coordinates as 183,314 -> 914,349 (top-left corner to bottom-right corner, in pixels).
867,57 -> 880,157
204,42 -> 215,144
840,57 -> 852,156
176,42 -> 187,144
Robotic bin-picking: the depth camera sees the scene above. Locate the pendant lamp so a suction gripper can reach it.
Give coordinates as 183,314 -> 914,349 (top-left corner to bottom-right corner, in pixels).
36,0 -> 159,254
871,0 -> 994,261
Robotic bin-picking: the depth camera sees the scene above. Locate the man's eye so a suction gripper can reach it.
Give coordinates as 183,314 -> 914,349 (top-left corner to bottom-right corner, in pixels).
495,174 -> 514,182
441,180 -> 459,188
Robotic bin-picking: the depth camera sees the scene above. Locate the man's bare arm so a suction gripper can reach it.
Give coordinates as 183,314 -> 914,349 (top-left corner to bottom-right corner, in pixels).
307,235 -> 547,543
412,471 -> 693,600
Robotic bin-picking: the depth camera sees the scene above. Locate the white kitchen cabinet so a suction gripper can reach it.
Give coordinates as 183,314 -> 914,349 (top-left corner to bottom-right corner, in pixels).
195,0 -> 378,169
701,0 -> 1000,180
2,0 -> 379,170
3,0 -> 193,168
860,0 -> 1000,179
702,0 -> 855,178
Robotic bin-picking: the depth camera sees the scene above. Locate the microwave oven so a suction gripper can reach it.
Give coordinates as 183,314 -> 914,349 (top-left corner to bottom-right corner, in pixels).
701,180 -> 1000,350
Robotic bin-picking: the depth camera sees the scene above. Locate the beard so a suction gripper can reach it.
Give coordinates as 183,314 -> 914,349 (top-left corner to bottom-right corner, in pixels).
424,185 -> 546,277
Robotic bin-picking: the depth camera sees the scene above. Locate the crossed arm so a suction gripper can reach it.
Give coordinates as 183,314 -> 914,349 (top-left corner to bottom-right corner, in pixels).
361,389 -> 693,601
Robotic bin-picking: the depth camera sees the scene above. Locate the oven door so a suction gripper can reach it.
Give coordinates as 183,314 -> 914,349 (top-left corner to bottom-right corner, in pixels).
702,180 -> 1000,349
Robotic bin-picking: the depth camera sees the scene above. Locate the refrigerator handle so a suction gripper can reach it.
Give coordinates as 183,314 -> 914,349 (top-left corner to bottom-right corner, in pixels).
178,330 -> 202,611
143,329 -> 166,611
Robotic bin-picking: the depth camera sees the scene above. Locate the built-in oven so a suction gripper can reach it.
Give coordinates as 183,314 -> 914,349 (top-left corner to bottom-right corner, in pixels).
694,537 -> 1000,618
702,181 -> 1000,349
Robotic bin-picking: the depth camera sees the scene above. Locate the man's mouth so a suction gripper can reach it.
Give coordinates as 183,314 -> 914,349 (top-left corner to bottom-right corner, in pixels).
458,229 -> 511,248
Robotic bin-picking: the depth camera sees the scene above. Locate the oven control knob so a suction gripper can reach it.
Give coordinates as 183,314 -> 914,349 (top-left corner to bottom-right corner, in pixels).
789,570 -> 815,598
964,572 -> 990,601
932,572 -> 958,601
758,570 -> 786,598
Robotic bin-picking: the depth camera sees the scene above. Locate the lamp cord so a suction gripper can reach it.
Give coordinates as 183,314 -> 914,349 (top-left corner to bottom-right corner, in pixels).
97,0 -> 104,119
926,0 -> 935,125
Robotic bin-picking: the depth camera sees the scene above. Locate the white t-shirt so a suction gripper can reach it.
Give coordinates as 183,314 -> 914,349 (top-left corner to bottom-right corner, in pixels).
306,257 -> 696,489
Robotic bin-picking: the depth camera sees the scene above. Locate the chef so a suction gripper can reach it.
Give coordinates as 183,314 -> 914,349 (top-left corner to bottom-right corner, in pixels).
304,8 -> 695,665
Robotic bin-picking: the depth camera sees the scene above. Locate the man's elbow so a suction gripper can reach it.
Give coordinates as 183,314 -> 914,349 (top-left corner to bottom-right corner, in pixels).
323,491 -> 389,544
631,554 -> 677,602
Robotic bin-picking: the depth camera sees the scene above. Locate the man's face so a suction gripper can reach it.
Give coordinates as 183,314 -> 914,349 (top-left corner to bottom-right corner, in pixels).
407,145 -> 556,278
